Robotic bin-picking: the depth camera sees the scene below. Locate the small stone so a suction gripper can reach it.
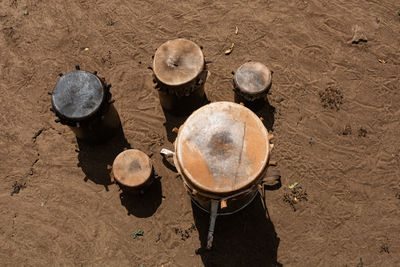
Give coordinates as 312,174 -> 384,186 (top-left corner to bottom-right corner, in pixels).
350,25 -> 367,44
309,138 -> 315,146
24,9 -> 29,15
342,124 -> 352,136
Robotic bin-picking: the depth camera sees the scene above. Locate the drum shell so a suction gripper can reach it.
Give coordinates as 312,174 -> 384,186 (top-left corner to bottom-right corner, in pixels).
175,151 -> 267,215
68,103 -> 121,143
154,66 -> 207,115
115,168 -> 155,194
158,83 -> 205,115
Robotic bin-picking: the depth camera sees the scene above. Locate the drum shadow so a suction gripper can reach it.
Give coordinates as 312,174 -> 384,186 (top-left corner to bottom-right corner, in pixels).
76,125 -> 131,191
118,177 -> 163,218
233,96 -> 276,132
162,109 -> 188,143
256,98 -> 276,132
192,196 -> 281,267
162,95 -> 210,143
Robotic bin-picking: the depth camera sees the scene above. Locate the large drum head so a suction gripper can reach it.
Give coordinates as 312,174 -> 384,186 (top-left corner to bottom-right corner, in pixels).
112,149 -> 153,188
176,102 -> 270,194
234,62 -> 272,95
153,39 -> 204,86
52,71 -> 104,121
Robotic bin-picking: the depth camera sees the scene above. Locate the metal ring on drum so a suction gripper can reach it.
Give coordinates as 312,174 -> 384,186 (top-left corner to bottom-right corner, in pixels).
152,38 -> 208,115
50,66 -> 121,143
189,189 -> 259,216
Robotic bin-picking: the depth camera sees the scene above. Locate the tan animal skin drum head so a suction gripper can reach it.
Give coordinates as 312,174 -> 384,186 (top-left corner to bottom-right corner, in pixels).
234,61 -> 272,95
153,38 -> 204,86
175,102 -> 270,194
112,149 -> 153,188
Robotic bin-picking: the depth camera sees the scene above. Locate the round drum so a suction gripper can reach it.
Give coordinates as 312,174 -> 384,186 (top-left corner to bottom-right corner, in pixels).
51,69 -> 121,143
153,38 -> 207,114
112,149 -> 154,192
233,61 -> 272,111
174,102 -> 272,214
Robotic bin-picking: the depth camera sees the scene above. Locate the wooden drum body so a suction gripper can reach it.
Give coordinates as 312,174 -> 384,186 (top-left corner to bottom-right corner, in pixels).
233,61 -> 272,111
153,39 -> 207,115
51,69 -> 121,143
173,102 -> 273,215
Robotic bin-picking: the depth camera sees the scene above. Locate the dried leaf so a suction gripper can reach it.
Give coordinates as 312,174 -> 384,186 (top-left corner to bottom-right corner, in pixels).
224,43 -> 235,55
235,26 -> 239,35
289,182 -> 299,189
378,59 -> 386,64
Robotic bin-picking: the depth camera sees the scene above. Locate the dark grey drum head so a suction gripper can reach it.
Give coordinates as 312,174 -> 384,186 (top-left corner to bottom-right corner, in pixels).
52,71 -> 104,121
234,62 -> 272,95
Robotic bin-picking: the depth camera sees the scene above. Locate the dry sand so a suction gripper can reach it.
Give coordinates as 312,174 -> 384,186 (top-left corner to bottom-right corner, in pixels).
1,0 -> 399,266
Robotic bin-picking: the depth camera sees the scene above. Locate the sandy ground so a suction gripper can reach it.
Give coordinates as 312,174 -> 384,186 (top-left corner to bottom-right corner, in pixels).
1,0 -> 400,266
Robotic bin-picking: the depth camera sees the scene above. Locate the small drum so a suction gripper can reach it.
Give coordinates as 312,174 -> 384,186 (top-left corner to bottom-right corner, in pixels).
153,38 -> 207,114
50,67 -> 121,143
112,149 -> 154,192
233,61 -> 272,111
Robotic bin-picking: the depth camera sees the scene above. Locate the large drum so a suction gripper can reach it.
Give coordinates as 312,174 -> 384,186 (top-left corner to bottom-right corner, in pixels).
161,101 -> 275,248
112,149 -> 154,193
233,61 -> 272,111
173,101 -> 273,215
153,38 -> 207,114
50,67 -> 121,143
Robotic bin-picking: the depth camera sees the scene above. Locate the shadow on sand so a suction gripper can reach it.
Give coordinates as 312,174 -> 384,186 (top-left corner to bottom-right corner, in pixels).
119,177 -> 163,218
77,125 -> 131,191
192,195 -> 281,267
162,95 -> 210,143
256,98 -> 276,132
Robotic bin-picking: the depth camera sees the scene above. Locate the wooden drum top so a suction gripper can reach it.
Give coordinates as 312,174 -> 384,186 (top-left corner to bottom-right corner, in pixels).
52,71 -> 104,121
153,38 -> 204,86
233,61 -> 272,96
112,149 -> 153,188
175,102 -> 270,194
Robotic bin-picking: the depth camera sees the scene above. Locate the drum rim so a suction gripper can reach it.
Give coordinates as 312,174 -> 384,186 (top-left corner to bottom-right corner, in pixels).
52,70 -> 105,121
175,101 -> 270,195
112,149 -> 153,188
153,38 -> 205,86
233,61 -> 272,95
